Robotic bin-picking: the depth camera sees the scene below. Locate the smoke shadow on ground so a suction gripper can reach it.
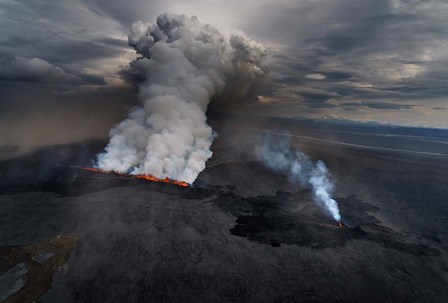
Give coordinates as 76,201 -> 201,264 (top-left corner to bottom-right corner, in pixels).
220,190 -> 440,256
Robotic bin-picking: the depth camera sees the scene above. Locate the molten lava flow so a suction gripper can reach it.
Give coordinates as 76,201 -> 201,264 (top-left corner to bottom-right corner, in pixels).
81,167 -> 189,187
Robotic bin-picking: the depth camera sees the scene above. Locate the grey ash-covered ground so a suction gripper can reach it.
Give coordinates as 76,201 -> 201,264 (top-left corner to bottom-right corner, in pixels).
0,115 -> 447,302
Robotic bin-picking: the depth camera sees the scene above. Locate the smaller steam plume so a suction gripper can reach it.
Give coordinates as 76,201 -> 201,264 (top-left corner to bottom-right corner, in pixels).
256,133 -> 341,222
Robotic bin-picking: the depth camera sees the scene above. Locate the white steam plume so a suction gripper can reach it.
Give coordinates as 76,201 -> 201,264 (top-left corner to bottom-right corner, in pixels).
256,133 -> 341,222
97,14 -> 266,183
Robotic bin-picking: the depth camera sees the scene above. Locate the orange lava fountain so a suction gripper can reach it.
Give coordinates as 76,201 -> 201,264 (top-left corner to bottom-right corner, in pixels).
81,167 -> 189,187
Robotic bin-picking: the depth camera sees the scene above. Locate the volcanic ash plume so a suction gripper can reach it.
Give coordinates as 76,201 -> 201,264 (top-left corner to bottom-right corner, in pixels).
256,133 -> 341,222
97,14 -> 267,183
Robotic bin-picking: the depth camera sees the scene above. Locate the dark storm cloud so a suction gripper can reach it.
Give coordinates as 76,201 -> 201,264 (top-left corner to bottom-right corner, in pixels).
0,54 -> 110,86
339,101 -> 417,110
243,0 -> 448,115
79,74 -> 107,86
1,30 -> 128,71
295,88 -> 341,104
0,0 -> 138,153
323,71 -> 353,82
80,0 -> 166,27
0,55 -> 80,84
0,0 -> 130,75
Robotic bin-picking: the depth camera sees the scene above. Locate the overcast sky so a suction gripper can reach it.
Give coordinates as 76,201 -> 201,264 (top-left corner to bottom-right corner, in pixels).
1,0 -> 447,137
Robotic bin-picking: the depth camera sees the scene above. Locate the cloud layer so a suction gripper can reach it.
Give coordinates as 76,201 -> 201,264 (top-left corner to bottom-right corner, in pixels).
243,0 -> 448,127
0,0 -> 447,130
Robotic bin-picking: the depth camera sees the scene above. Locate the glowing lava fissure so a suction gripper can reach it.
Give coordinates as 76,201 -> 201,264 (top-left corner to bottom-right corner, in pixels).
337,221 -> 346,228
81,167 -> 189,187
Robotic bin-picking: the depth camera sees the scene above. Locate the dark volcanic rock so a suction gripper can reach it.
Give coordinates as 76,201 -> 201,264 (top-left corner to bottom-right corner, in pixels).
0,121 -> 447,302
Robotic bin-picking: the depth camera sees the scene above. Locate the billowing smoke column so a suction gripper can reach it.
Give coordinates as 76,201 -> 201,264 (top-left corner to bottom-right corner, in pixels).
256,133 -> 341,222
97,14 -> 266,183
